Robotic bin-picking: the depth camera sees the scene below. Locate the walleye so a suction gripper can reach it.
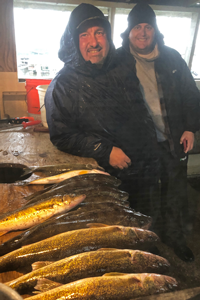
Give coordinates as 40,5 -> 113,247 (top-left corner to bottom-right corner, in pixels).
0,225 -> 159,272
24,185 -> 129,208
25,173 -> 122,203
0,192 -> 86,236
29,169 -> 109,185
21,162 -> 104,178
7,249 -> 170,293
21,273 -> 178,300
0,205 -> 152,256
82,197 -> 129,206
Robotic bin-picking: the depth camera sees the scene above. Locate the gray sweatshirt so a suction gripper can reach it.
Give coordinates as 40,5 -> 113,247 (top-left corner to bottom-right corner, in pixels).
130,45 -> 167,142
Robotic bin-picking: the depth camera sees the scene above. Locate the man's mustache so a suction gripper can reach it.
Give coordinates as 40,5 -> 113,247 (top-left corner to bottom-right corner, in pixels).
87,45 -> 102,52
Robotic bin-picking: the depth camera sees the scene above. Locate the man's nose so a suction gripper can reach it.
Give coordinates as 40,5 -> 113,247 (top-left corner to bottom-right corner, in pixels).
89,34 -> 98,47
140,28 -> 146,36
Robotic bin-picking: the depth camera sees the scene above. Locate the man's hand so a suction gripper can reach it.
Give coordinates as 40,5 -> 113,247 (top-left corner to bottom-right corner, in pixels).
180,131 -> 194,153
109,146 -> 131,169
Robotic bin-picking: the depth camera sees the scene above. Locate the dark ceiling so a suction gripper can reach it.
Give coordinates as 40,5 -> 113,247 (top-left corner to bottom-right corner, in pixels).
95,0 -> 199,7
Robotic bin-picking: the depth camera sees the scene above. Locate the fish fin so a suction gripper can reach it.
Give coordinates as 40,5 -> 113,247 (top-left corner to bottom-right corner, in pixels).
92,169 -> 110,175
19,166 -> 35,179
32,261 -> 53,271
35,278 -> 63,292
103,272 -> 129,277
22,244 -> 32,248
79,170 -> 91,175
0,231 -> 8,236
86,164 -> 105,171
86,223 -> 110,228
97,248 -> 118,251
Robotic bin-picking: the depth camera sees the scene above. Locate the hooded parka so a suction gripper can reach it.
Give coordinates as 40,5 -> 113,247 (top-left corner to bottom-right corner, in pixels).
45,3 -> 159,188
118,26 -> 200,159
116,5 -> 200,253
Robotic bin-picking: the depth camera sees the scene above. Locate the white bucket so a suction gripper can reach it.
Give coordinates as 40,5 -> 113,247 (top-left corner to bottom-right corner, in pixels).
36,85 -> 49,128
0,283 -> 23,300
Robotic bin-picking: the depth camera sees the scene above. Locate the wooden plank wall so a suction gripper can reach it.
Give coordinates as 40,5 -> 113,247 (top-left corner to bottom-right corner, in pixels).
0,0 -> 17,72
0,0 -> 26,119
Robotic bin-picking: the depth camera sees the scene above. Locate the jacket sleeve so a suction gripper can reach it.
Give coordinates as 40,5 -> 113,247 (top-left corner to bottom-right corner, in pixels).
178,54 -> 200,133
45,78 -> 113,167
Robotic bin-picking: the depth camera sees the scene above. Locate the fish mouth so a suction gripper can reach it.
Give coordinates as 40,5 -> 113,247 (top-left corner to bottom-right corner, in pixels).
141,222 -> 152,230
74,194 -> 87,202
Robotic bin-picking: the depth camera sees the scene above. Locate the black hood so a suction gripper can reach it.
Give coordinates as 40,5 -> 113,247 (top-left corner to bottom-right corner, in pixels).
58,3 -> 114,70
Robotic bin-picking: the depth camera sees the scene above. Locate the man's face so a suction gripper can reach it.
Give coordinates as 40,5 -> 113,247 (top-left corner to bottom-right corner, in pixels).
79,26 -> 110,64
129,23 -> 155,55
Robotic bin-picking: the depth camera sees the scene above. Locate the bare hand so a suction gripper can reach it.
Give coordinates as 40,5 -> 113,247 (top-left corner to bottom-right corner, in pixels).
109,147 -> 131,169
180,131 -> 194,153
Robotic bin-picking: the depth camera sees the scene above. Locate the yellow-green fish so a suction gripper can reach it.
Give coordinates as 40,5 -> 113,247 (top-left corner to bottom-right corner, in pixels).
0,225 -> 159,272
6,249 -> 170,293
0,204 -> 151,256
23,273 -> 178,300
29,169 -> 109,184
0,192 -> 86,236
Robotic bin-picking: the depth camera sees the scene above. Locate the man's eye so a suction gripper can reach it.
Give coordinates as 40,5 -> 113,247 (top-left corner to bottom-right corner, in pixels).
96,31 -> 104,35
80,33 -> 87,38
135,26 -> 141,30
146,26 -> 153,30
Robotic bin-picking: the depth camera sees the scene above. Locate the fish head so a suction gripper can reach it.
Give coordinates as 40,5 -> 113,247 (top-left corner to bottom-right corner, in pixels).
124,209 -> 152,229
132,228 -> 160,244
53,193 -> 86,211
64,193 -> 86,205
129,250 -> 170,273
121,227 -> 160,250
141,273 -> 178,293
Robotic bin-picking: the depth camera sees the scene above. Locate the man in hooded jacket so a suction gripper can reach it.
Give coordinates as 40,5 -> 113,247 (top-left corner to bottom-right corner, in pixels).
45,3 -> 159,211
117,1 -> 200,262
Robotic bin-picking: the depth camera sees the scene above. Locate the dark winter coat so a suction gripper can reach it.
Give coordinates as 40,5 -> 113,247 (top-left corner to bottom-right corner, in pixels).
45,4 -> 158,180
117,39 -> 200,159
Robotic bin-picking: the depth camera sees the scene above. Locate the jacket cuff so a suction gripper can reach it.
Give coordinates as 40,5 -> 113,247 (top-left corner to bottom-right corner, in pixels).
95,144 -> 113,169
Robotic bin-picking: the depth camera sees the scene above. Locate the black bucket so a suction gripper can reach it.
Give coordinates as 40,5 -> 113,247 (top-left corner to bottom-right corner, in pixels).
0,163 -> 31,183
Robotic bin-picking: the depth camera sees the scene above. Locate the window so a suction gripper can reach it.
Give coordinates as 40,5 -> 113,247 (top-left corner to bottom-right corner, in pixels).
191,23 -> 200,79
113,9 -> 130,49
156,11 -> 197,64
14,6 -> 73,79
13,1 -> 200,80
13,1 -> 109,80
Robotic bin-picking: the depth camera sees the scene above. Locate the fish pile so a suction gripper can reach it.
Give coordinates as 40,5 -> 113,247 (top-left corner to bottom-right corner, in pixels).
0,163 -> 178,299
